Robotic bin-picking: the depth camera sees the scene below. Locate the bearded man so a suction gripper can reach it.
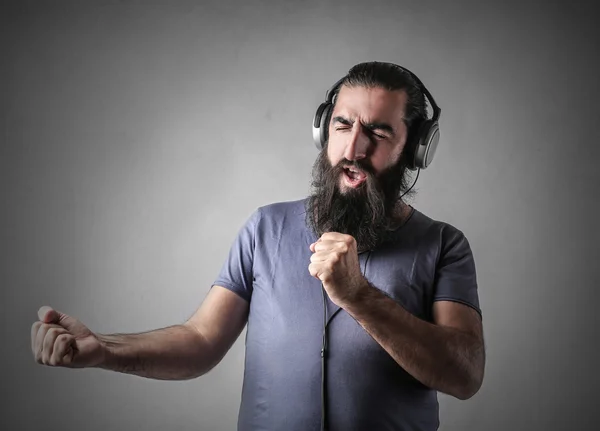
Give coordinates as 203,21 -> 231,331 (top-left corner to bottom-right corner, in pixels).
31,62 -> 485,431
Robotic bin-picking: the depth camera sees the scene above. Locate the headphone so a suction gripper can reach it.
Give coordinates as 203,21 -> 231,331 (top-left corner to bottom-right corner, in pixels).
311,63 -> 442,171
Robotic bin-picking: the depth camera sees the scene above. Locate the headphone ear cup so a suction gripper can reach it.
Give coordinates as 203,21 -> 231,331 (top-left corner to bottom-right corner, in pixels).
411,119 -> 440,170
313,102 -> 332,150
402,120 -> 422,170
320,103 -> 333,148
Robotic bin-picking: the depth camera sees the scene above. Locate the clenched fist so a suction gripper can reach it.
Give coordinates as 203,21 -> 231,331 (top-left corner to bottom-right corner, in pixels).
308,232 -> 368,306
31,306 -> 105,368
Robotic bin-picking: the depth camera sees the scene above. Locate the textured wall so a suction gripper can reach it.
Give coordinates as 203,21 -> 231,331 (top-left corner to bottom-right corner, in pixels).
2,0 -> 599,430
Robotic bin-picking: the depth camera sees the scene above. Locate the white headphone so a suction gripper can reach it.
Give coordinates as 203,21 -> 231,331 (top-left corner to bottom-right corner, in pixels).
311,63 -> 441,170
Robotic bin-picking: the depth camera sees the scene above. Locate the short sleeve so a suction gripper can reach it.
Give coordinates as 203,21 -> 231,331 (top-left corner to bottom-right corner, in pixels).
212,209 -> 261,302
433,225 -> 481,317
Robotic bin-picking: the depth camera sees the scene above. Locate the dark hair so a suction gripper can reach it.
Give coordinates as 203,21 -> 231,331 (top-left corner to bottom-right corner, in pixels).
333,61 -> 428,132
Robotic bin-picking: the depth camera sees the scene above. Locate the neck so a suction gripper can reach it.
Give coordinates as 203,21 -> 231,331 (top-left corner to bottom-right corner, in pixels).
388,200 -> 413,228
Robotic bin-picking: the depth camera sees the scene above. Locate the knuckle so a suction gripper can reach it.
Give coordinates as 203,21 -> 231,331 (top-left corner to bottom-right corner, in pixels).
44,328 -> 63,346
47,327 -> 61,337
36,323 -> 48,337
56,333 -> 70,342
55,334 -> 71,350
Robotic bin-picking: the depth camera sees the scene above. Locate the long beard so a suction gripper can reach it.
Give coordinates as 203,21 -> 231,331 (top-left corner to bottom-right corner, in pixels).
305,149 -> 411,251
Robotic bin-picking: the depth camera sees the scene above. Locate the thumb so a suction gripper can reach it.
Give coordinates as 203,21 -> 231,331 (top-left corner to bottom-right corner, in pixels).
37,306 -> 85,333
38,306 -> 60,324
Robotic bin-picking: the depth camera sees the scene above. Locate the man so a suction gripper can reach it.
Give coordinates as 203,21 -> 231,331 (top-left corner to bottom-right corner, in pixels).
31,62 -> 485,430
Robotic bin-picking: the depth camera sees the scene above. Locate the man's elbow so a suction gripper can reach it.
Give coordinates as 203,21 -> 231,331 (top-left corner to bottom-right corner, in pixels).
453,370 -> 484,400
453,383 -> 480,400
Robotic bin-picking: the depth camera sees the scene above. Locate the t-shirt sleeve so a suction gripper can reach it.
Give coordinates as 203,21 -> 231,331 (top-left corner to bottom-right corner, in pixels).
212,209 -> 261,302
433,224 -> 481,317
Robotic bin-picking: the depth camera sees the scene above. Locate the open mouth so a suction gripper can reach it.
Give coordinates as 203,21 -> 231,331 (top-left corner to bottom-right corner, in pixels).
342,166 -> 367,188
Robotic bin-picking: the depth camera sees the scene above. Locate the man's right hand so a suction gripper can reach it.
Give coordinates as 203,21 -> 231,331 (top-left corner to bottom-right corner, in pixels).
31,306 -> 105,368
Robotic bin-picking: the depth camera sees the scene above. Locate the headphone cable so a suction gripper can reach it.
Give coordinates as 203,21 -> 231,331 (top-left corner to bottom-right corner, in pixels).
321,284 -> 328,431
400,167 -> 420,199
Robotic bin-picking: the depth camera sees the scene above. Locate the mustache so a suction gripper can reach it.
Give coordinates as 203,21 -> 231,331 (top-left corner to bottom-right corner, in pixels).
333,158 -> 376,175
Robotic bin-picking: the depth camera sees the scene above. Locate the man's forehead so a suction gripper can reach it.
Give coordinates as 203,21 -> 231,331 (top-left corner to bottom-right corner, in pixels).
333,85 -> 408,121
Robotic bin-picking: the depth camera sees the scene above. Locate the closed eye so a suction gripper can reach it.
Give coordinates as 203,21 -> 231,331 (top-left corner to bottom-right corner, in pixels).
332,116 -> 394,140
364,122 -> 395,140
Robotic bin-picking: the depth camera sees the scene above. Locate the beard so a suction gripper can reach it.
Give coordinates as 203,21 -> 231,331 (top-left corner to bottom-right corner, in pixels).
305,147 -> 413,252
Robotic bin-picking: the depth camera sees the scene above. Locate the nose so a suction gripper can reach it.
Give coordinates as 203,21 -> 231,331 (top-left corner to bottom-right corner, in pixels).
343,124 -> 371,161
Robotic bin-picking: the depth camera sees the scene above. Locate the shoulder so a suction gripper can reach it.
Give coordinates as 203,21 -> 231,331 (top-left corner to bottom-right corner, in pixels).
401,208 -> 474,261
239,198 -> 306,224
409,208 -> 469,242
240,198 -> 308,238
252,198 -> 308,226
256,198 -> 307,217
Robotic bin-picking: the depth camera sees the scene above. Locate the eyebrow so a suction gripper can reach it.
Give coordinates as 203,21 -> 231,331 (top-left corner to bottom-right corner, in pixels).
332,116 -> 396,137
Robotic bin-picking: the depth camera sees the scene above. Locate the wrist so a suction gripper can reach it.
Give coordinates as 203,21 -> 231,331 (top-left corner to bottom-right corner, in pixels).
340,277 -> 372,308
94,334 -> 116,370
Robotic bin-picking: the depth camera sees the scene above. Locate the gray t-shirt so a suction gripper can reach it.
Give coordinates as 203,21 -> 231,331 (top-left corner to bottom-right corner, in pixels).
213,199 -> 481,431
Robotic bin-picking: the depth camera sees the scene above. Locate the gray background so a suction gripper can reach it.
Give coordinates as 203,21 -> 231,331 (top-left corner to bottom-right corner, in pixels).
2,0 -> 599,430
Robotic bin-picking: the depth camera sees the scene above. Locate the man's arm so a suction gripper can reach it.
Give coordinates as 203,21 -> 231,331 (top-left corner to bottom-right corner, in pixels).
98,286 -> 249,380
32,286 -> 249,380
341,284 -> 485,400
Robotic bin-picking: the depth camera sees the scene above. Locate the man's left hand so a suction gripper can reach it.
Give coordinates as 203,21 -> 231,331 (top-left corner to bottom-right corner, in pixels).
309,232 -> 367,306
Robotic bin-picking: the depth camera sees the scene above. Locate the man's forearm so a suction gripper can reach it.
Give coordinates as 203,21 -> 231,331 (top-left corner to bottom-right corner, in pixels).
341,282 -> 485,400
96,324 -> 215,380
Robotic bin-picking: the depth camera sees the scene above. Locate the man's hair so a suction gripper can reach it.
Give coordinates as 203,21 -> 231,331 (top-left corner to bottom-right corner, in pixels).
333,61 -> 428,134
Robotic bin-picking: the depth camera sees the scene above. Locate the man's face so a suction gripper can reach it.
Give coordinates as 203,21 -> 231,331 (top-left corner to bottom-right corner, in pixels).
326,85 -> 409,191
306,84 -> 412,251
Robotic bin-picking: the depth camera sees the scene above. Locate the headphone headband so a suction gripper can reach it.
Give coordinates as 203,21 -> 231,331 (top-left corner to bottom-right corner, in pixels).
325,63 -> 441,121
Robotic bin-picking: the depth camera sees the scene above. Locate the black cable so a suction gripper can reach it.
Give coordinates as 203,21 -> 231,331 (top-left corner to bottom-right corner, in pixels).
321,284 -> 328,431
321,284 -> 342,431
400,167 -> 420,199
